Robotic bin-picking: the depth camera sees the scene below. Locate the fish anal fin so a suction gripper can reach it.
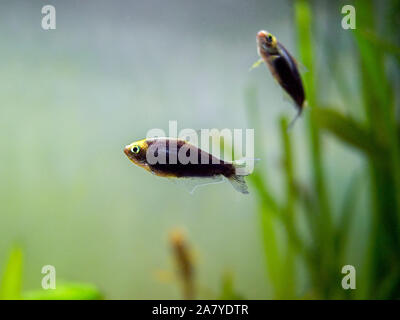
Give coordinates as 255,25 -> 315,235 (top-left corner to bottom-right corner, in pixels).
170,176 -> 225,194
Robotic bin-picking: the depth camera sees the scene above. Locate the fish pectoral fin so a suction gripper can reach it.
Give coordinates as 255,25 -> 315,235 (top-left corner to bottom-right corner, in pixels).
249,58 -> 264,71
270,54 -> 280,59
170,176 -> 225,194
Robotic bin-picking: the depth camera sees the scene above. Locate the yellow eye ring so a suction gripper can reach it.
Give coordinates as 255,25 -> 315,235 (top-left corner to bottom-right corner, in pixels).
131,145 -> 140,154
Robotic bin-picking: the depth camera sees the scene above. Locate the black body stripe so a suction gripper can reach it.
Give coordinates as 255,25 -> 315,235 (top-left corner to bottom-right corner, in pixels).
146,139 -> 235,178
273,43 -> 305,108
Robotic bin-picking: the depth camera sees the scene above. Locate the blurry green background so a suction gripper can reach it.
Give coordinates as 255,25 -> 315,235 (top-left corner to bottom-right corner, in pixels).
0,0 -> 399,299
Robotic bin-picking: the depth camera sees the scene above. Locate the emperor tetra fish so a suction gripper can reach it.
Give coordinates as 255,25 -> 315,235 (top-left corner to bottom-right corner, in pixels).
256,30 -> 306,125
124,137 -> 250,194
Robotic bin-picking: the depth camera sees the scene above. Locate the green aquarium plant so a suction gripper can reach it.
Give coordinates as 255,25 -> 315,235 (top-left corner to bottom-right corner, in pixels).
246,0 -> 400,299
0,246 -> 102,300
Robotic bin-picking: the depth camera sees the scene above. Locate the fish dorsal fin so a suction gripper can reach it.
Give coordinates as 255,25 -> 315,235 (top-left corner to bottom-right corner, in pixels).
284,51 -> 308,74
277,43 -> 307,74
294,58 -> 308,74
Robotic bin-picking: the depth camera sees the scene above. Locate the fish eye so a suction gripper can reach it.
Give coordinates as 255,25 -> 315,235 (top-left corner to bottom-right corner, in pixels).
131,145 -> 140,154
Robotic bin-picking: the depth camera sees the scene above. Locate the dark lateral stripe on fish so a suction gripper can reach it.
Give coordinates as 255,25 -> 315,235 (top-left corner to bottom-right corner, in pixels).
146,139 -> 235,179
273,44 -> 305,108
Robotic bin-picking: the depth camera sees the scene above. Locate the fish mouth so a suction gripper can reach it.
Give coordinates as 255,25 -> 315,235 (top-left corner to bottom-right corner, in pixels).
256,33 -> 269,52
124,145 -> 138,163
124,145 -> 131,157
257,30 -> 268,39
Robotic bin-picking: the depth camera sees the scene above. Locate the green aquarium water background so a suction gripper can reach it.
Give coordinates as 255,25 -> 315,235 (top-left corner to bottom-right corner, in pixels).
0,0 -> 399,299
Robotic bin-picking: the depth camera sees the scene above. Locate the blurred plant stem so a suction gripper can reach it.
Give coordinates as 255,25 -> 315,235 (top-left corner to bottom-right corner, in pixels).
245,86 -> 285,298
169,229 -> 195,300
294,0 -> 334,298
0,246 -> 23,299
246,88 -> 312,298
245,0 -> 400,299
279,117 -> 298,298
353,0 -> 400,298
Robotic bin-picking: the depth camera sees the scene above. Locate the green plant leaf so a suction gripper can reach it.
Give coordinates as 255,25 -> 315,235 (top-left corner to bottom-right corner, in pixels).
218,272 -> 245,300
352,0 -> 400,298
313,107 -> 388,164
0,246 -> 23,300
295,0 -> 335,298
359,30 -> 400,60
244,86 -> 285,297
23,283 -> 103,300
334,172 -> 362,264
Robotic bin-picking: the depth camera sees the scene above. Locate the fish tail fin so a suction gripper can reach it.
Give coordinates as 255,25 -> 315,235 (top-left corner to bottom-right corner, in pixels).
228,174 -> 249,194
287,107 -> 303,131
228,158 -> 260,194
